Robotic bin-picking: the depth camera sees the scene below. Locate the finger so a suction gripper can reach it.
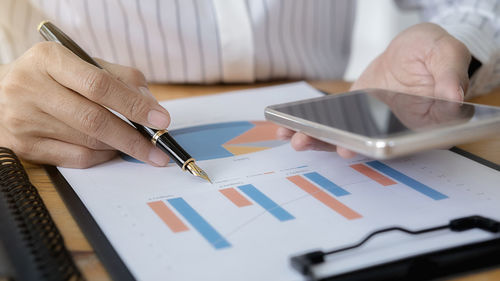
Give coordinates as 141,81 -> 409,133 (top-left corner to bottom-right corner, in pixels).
96,58 -> 157,100
37,112 -> 114,150
38,82 -> 170,167
337,147 -> 357,158
290,133 -> 314,151
428,36 -> 470,101
40,42 -> 170,129
96,59 -> 147,87
22,138 -> 118,168
1,105 -> 112,151
290,132 -> 337,152
276,127 -> 294,140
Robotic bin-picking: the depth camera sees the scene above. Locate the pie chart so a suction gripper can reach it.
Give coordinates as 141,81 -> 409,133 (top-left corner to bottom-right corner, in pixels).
121,121 -> 287,163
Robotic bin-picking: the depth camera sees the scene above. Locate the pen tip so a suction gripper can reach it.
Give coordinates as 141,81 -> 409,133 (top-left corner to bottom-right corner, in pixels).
186,162 -> 212,184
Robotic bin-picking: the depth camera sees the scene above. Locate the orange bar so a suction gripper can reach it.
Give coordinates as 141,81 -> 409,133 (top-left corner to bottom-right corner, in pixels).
287,175 -> 362,220
350,164 -> 397,186
220,188 -> 253,207
148,201 -> 189,233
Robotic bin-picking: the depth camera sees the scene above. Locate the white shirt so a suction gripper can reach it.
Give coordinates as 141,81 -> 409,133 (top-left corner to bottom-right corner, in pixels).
0,0 -> 499,96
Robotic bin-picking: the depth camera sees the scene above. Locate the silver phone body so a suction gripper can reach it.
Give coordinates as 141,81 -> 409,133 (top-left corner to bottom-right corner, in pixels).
264,89 -> 500,159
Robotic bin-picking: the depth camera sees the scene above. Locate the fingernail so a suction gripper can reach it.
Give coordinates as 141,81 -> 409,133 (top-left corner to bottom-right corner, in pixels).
148,110 -> 170,129
149,147 -> 169,166
459,86 -> 465,99
139,86 -> 155,99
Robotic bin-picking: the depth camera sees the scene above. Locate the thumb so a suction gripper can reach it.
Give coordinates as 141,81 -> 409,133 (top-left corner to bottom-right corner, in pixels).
428,37 -> 470,101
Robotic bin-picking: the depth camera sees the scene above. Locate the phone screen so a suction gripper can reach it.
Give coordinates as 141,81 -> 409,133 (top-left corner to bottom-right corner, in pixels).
267,89 -> 500,139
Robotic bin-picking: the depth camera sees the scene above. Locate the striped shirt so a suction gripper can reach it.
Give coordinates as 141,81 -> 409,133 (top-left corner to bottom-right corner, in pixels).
0,0 -> 499,96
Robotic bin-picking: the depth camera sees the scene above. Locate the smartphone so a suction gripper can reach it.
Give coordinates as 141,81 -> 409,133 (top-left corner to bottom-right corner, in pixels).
264,89 -> 500,159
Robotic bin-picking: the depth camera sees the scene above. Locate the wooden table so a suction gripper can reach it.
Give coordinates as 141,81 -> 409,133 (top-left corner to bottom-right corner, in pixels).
25,81 -> 500,281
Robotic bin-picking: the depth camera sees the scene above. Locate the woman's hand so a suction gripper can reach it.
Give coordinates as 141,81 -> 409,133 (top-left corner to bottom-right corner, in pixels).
279,23 -> 471,158
0,42 -> 171,168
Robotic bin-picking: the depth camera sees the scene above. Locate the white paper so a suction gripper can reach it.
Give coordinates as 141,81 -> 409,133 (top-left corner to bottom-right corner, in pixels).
58,82 -> 500,281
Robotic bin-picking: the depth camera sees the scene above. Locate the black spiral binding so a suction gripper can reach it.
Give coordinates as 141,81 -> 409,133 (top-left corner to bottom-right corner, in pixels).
0,148 -> 83,281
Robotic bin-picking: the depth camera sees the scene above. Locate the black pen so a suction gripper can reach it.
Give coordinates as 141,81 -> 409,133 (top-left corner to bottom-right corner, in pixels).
38,21 -> 211,183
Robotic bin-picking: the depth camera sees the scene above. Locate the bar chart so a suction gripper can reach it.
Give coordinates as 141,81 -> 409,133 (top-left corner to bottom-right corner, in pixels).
287,174 -> 362,220
147,170 -> 355,249
148,198 -> 231,249
236,184 -> 295,221
351,161 -> 448,200
147,160 -> 449,250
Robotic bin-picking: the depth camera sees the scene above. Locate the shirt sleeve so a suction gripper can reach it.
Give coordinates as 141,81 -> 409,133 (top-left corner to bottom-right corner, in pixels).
395,0 -> 500,98
0,27 -> 17,65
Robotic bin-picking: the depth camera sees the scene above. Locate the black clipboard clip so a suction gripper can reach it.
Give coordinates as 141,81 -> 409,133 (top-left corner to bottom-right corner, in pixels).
291,216 -> 500,281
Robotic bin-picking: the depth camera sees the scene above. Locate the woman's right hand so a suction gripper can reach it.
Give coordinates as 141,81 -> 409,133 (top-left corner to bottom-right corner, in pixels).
0,42 -> 171,168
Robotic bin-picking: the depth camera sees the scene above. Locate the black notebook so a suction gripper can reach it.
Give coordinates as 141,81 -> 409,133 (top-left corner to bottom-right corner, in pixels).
0,148 -> 82,281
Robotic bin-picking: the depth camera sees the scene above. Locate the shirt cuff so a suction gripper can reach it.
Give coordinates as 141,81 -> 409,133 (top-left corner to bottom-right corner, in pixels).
435,22 -> 497,64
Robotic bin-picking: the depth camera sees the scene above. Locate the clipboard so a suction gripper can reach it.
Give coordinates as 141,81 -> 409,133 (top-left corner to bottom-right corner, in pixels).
45,146 -> 500,281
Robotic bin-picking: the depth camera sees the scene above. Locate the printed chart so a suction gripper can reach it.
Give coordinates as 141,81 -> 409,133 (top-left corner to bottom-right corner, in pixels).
122,121 -> 287,163
58,83 -> 500,281
147,161 -> 448,249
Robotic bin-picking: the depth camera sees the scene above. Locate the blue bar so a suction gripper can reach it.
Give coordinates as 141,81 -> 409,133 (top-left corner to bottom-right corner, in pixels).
237,184 -> 295,221
167,198 -> 231,249
366,161 -> 448,200
304,172 -> 350,197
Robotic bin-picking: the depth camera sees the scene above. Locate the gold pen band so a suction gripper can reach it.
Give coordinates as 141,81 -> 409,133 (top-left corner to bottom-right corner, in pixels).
151,129 -> 168,145
182,158 -> 195,171
151,131 -> 197,171
38,20 -> 50,32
